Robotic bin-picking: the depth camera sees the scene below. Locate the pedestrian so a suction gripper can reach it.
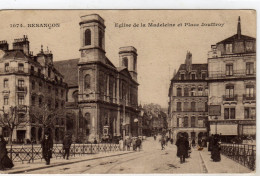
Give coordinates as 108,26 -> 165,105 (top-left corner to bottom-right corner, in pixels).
41,132 -> 53,165
93,138 -> 97,144
0,135 -> 14,170
211,134 -> 221,162
132,137 -> 137,151
126,137 -> 131,151
154,135 -> 157,141
119,138 -> 124,151
192,139 -> 196,148
62,133 -> 72,160
136,137 -> 142,151
208,135 -> 213,151
160,136 -> 166,150
175,134 -> 188,164
170,138 -> 173,144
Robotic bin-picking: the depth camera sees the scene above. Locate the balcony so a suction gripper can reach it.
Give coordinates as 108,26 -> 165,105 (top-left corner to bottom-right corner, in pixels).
16,86 -> 27,94
223,94 -> 238,104
243,94 -> 256,104
208,69 -> 256,79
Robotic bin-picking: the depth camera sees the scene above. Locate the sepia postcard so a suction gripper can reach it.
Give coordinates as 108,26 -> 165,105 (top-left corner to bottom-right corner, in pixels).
0,10 -> 256,174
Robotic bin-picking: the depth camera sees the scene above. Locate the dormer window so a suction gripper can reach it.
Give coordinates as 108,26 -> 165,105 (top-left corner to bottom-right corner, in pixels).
5,63 -> 9,72
180,74 -> 185,80
191,73 -> 196,80
225,43 -> 233,54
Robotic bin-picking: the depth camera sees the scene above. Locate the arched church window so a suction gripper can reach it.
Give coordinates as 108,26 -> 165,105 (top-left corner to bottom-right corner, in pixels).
84,74 -> 91,90
123,57 -> 128,68
85,29 -> 91,46
99,30 -> 103,48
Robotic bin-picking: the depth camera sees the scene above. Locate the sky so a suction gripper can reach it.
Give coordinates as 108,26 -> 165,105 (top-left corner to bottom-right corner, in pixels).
0,10 -> 256,108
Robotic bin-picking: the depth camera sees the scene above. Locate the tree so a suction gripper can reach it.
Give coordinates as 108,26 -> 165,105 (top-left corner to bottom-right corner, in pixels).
0,105 -> 30,144
29,102 -> 65,141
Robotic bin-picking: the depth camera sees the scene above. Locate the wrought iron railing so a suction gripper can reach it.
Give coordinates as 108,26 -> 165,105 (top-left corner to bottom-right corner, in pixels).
223,94 -> 238,101
208,69 -> 256,79
220,143 -> 256,171
6,143 -> 121,163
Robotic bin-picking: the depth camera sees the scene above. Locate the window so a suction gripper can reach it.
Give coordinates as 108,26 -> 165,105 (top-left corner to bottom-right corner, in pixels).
191,74 -> 196,80
48,68 -> 51,77
177,88 -> 182,96
39,97 -> 42,107
225,43 -> 233,53
18,79 -> 24,87
198,102 -> 204,112
84,74 -> 91,90
31,96 -> 35,106
38,68 -> 41,76
184,87 -> 189,96
225,85 -> 234,98
18,63 -> 24,72
48,86 -> 51,93
246,85 -> 254,98
177,102 -> 182,112
244,107 -> 256,119
191,117 -> 196,127
3,79 -> 8,88
180,74 -> 185,80
61,101 -> 64,108
99,30 -> 103,48
55,101 -> 59,109
18,96 -> 24,105
122,57 -> 128,68
191,87 -> 196,96
4,97 -> 8,105
201,73 -> 206,79
85,29 -> 91,45
183,117 -> 188,127
224,108 -> 236,119
32,81 -> 35,90
5,63 -> 9,72
198,87 -> 203,96
226,64 -> 233,76
31,66 -> 34,73
18,113 -> 25,123
205,87 -> 208,96
246,62 -> 254,75
191,102 -> 196,112
177,118 -> 179,127
39,82 -> 42,91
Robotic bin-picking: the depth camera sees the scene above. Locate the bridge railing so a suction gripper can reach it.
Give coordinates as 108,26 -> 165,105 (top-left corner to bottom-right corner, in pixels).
220,143 -> 256,171
6,143 -> 121,163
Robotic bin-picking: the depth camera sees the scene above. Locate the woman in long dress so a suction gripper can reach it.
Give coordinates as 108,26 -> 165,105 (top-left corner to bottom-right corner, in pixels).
0,135 -> 14,170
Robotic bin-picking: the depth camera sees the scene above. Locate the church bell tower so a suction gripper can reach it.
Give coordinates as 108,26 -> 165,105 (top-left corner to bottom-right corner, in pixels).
79,14 -> 106,64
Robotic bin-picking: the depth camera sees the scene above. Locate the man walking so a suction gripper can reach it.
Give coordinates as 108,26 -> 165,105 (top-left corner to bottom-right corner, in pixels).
63,133 -> 72,160
41,132 -> 53,165
175,134 -> 188,164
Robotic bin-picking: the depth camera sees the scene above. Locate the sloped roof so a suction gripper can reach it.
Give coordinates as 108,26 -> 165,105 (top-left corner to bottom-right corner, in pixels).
172,63 -> 208,80
2,50 -> 28,60
217,34 -> 256,44
54,58 -> 79,87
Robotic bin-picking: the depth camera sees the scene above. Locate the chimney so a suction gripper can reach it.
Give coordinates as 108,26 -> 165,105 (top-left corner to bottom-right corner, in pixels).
0,40 -> 9,51
237,16 -> 241,39
185,51 -> 192,72
13,35 -> 30,56
173,69 -> 176,77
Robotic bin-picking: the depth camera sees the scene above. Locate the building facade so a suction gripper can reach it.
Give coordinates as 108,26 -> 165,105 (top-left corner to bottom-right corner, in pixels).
168,52 -> 208,142
207,17 -> 256,142
54,14 -> 140,143
0,36 -> 67,143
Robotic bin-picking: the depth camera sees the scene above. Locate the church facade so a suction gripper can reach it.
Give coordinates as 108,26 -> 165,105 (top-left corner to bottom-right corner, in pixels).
55,14 -> 139,143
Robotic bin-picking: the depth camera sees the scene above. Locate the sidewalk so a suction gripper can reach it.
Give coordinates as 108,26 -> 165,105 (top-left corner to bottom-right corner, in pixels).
0,151 -> 133,174
199,148 -> 253,173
